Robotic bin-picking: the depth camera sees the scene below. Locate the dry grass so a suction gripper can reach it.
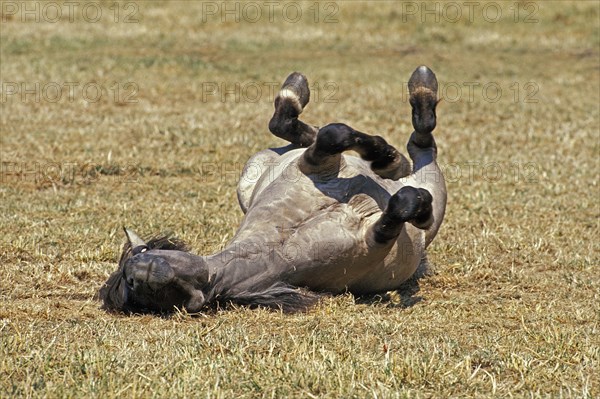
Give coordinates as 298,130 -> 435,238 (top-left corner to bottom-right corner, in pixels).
1,1 -> 599,397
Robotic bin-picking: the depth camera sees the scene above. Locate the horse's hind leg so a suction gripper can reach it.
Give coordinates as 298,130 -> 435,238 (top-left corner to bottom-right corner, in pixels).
404,66 -> 447,246
239,73 -> 318,212
299,123 -> 411,179
406,65 -> 440,166
269,72 -> 319,147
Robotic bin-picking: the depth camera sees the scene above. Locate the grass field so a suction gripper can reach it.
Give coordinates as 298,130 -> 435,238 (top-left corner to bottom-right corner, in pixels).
1,1 -> 599,397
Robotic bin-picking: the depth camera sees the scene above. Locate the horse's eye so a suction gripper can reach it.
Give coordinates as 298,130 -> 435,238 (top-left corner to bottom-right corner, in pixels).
132,246 -> 149,255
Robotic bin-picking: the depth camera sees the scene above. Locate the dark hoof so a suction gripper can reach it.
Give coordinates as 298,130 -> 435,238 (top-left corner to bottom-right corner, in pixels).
388,186 -> 433,226
269,72 -> 317,147
280,72 -> 310,110
408,65 -> 438,96
372,186 -> 434,243
408,66 -> 438,136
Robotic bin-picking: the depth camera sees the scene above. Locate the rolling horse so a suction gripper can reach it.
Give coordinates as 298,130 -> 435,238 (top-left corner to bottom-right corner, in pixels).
99,66 -> 446,314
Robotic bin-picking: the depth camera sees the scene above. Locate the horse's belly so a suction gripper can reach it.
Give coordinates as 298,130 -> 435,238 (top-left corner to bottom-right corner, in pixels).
281,218 -> 425,294
346,224 -> 425,294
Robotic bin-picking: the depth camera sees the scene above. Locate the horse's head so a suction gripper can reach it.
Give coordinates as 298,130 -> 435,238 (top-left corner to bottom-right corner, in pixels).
98,228 -> 209,313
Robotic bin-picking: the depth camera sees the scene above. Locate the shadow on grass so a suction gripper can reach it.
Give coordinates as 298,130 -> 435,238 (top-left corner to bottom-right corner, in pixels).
354,277 -> 424,309
354,258 -> 436,309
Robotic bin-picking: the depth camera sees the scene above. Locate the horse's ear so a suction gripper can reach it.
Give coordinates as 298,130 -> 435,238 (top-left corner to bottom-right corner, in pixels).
123,227 -> 146,248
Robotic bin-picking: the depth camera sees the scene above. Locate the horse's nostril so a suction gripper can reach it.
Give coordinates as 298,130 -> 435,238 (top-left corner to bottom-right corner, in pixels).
123,271 -> 134,289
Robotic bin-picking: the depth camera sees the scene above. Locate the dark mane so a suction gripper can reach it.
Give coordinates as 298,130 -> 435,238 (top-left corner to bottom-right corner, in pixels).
122,233 -> 190,256
220,283 -> 321,313
98,233 -> 190,311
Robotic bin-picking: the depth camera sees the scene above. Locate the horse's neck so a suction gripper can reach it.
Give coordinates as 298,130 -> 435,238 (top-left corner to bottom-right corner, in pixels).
204,242 -> 278,299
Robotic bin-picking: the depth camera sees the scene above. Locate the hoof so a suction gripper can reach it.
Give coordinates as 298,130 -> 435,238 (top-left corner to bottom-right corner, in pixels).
408,65 -> 438,96
278,72 -> 310,112
387,186 -> 433,225
269,72 -> 317,147
408,66 -> 439,135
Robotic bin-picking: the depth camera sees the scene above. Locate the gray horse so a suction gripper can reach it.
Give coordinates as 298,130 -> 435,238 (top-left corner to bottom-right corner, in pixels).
99,66 -> 446,313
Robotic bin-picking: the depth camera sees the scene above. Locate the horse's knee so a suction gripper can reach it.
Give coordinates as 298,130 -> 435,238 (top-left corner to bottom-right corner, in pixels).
313,123 -> 355,155
371,186 -> 433,244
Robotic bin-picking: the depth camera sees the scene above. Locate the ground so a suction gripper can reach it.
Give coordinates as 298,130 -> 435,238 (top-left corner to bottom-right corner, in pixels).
0,1 -> 598,397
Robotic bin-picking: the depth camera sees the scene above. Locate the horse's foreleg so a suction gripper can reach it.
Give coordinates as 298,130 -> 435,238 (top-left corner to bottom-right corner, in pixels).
299,123 -> 410,179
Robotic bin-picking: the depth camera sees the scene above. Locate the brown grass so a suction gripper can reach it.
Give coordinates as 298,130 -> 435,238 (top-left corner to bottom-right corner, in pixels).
1,1 -> 599,397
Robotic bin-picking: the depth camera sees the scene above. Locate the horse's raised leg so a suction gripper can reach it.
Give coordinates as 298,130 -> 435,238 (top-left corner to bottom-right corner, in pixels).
268,72 -> 319,147
364,66 -> 445,248
239,73 -> 319,212
369,186 -> 433,244
404,65 -> 447,246
299,123 -> 411,179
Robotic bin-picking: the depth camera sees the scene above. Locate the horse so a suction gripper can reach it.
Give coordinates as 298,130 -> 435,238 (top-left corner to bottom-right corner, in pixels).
98,66 -> 446,314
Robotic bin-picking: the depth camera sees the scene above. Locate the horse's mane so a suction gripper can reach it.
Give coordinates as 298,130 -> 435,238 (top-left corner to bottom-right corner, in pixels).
220,283 -> 320,314
120,234 -> 190,258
